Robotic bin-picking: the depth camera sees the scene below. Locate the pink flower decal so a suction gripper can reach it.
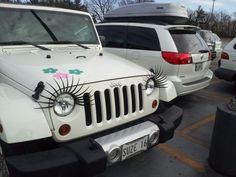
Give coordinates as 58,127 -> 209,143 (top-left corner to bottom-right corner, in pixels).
53,72 -> 69,79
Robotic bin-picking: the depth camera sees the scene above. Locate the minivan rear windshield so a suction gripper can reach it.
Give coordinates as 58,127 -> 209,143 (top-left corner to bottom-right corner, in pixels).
170,30 -> 208,54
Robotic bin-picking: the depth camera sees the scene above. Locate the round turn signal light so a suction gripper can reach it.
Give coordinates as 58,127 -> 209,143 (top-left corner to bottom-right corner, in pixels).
59,124 -> 71,136
152,100 -> 158,108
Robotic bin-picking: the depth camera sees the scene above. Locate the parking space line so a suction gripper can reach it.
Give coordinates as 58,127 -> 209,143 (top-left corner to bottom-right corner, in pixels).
177,133 -> 209,148
176,114 -> 215,148
157,144 -> 205,172
178,114 -> 215,135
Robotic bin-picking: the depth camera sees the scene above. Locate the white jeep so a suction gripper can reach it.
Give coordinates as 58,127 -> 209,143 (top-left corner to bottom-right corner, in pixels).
0,4 -> 182,177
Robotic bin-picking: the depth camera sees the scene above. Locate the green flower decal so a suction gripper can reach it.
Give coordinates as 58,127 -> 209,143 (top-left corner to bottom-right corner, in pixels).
69,69 -> 83,75
43,68 -> 58,74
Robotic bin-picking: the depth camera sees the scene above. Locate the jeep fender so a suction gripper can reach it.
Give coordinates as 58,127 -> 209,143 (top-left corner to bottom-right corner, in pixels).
159,80 -> 177,102
0,84 -> 51,144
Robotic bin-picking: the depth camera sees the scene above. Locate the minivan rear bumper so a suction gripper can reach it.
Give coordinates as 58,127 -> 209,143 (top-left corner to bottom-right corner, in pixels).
172,69 -> 213,96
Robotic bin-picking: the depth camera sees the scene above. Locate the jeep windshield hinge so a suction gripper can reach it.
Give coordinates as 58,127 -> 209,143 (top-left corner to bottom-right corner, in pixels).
32,81 -> 45,100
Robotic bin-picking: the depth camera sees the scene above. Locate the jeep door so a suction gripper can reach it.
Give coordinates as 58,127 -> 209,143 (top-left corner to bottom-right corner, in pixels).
96,25 -> 127,58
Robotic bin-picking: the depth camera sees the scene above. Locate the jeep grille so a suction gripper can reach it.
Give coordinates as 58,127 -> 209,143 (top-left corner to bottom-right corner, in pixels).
83,84 -> 143,126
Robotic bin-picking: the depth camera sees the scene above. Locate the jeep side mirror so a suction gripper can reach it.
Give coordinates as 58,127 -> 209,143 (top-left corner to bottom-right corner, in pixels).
99,35 -> 106,46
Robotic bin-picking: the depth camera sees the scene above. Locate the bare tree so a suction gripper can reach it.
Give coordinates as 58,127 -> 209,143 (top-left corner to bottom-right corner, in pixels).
118,0 -> 153,6
118,0 -> 135,6
187,5 -> 236,38
187,6 -> 208,26
5,0 -> 87,11
85,0 -> 117,22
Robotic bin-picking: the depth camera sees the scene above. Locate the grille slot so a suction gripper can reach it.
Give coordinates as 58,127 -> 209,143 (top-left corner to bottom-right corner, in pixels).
138,84 -> 143,110
114,88 -> 120,118
83,84 -> 143,126
104,89 -> 112,120
131,85 -> 136,113
123,86 -> 128,115
83,93 -> 92,126
94,91 -> 102,123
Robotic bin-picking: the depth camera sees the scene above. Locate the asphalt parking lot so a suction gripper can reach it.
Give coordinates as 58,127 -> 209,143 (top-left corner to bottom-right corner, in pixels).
98,49 -> 235,177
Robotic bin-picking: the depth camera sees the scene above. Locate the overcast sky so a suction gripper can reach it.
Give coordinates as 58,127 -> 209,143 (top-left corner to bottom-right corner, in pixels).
155,0 -> 236,15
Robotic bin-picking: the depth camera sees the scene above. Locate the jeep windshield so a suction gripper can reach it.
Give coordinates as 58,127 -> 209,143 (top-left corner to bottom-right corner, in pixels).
0,8 -> 99,46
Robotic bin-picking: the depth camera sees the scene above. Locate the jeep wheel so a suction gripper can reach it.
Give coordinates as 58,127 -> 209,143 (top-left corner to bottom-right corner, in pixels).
0,147 -> 9,177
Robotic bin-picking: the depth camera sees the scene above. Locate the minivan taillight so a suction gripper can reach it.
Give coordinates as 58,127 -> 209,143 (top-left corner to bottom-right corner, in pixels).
208,52 -> 212,60
221,52 -> 229,60
162,52 -> 192,65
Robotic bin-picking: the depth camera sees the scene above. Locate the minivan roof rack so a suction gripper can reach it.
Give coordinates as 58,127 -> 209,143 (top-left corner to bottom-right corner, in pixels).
103,17 -> 169,25
104,2 -> 189,25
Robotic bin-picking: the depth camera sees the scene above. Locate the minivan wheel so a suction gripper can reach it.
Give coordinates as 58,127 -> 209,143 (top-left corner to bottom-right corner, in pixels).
0,146 -> 9,177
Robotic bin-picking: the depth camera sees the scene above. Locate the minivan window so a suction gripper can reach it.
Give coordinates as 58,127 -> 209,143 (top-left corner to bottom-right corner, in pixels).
234,43 -> 236,50
170,30 -> 208,54
127,26 -> 160,51
96,26 -> 126,48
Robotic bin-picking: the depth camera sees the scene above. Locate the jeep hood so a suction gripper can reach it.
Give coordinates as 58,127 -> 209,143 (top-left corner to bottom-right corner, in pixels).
0,48 -> 147,93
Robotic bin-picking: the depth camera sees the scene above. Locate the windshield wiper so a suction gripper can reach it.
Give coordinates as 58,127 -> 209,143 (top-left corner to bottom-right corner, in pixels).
0,41 -> 51,51
199,49 -> 209,53
48,41 -> 90,49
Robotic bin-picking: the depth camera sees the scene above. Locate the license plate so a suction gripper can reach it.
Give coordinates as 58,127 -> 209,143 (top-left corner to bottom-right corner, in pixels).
195,63 -> 203,72
121,136 -> 148,161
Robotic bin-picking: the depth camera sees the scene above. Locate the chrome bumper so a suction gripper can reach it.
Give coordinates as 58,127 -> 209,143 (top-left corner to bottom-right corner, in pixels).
95,121 -> 159,164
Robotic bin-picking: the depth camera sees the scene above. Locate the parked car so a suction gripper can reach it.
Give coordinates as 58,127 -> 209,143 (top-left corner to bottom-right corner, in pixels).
199,30 -> 217,59
215,37 -> 236,86
0,3 -> 183,177
96,23 -> 213,97
212,33 -> 222,53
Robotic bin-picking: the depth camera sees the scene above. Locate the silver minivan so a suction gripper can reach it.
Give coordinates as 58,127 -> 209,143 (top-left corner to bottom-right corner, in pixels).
96,23 -> 213,97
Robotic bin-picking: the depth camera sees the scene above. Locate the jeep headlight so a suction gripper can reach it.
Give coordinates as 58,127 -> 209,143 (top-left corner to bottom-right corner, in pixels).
54,93 -> 75,116
146,79 -> 156,96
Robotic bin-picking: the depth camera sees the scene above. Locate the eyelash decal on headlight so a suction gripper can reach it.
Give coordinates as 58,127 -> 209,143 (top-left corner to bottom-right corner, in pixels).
33,76 -> 93,109
146,67 -> 168,88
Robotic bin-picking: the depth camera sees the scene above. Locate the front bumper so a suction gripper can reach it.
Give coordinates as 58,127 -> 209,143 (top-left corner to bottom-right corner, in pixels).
215,68 -> 236,82
6,106 -> 183,177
